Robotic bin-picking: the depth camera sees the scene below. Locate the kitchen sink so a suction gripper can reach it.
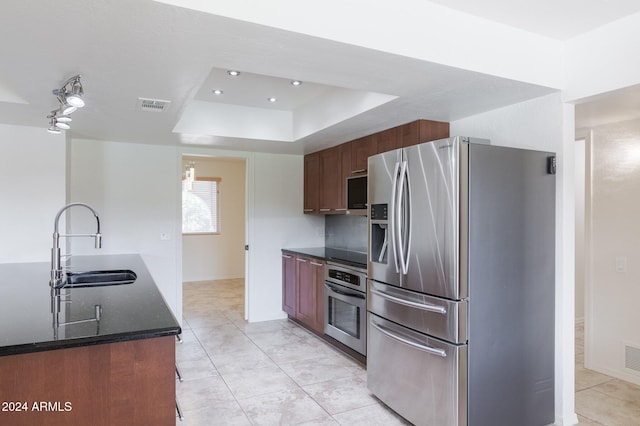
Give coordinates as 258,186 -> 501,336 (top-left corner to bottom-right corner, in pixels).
63,270 -> 137,288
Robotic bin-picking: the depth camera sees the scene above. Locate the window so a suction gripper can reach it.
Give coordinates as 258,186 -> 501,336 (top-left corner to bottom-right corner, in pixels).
182,177 -> 220,234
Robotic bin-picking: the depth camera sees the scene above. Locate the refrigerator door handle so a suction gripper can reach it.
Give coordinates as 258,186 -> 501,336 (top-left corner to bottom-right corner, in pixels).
390,161 -> 401,273
370,288 -> 447,314
397,160 -> 410,275
370,320 -> 447,357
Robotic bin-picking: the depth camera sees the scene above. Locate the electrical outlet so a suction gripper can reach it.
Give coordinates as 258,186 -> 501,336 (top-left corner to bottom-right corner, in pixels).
615,256 -> 627,273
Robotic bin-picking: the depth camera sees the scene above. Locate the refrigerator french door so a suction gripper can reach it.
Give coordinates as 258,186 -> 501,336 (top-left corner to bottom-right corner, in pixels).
367,137 -> 555,426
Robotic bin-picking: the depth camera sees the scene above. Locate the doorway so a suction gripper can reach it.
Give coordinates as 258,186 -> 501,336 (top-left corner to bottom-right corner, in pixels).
180,155 -> 248,321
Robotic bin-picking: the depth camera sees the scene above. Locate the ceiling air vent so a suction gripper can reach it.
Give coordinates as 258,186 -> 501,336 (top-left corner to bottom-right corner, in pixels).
137,97 -> 171,113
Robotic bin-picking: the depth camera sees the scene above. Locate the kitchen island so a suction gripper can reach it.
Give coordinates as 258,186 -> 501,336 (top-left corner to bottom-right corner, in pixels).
0,254 -> 180,426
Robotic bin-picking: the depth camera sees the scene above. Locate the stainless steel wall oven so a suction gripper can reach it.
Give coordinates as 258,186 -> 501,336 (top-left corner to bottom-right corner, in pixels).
324,262 -> 367,355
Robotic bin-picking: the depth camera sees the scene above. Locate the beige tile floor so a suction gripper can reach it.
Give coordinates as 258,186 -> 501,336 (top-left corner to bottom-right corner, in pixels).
575,322 -> 640,425
178,279 -> 640,425
177,279 -> 409,425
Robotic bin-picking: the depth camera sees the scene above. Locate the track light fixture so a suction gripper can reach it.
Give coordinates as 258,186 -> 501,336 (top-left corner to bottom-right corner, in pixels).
46,75 -> 85,133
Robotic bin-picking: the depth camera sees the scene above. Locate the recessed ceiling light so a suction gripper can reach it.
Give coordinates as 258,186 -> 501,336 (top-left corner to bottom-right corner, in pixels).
212,89 -> 223,95
267,97 -> 277,103
291,80 -> 302,86
227,70 -> 240,77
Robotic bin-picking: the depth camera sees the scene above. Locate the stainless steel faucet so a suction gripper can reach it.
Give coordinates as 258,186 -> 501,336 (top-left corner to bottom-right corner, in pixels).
50,203 -> 102,288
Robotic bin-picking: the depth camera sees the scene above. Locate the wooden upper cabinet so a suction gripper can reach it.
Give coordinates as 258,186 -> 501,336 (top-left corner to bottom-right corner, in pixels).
351,134 -> 377,174
319,146 -> 343,213
401,119 -> 450,147
303,119 -> 449,214
303,152 -> 320,214
376,127 -> 401,153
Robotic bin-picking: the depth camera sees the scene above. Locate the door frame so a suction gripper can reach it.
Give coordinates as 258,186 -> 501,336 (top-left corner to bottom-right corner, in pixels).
177,150 -> 253,324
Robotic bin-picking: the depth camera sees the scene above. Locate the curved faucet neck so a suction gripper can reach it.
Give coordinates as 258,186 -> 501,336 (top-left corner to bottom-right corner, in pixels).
54,202 -> 101,234
50,203 -> 102,288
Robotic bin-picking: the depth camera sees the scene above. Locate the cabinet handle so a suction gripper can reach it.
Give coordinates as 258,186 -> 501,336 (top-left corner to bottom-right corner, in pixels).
296,258 -> 308,263
319,208 -> 331,212
334,208 -> 347,211
303,209 -> 314,212
310,261 -> 323,266
282,254 -> 292,259
352,169 -> 366,174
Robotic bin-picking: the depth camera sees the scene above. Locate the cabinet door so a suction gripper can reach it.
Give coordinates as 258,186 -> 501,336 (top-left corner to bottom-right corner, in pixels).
401,120 -> 450,147
304,153 -> 320,213
296,257 -> 325,333
296,257 -> 316,328
282,253 -> 296,316
350,134 -> 377,174
338,143 -> 351,212
319,146 -> 342,213
311,259 -> 325,333
376,126 -> 401,153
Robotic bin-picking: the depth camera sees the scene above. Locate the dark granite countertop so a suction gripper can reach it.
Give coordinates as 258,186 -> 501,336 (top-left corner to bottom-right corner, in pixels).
0,254 -> 180,357
282,247 -> 367,270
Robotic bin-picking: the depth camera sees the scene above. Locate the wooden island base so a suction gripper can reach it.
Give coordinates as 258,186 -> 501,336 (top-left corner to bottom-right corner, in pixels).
0,336 -> 175,426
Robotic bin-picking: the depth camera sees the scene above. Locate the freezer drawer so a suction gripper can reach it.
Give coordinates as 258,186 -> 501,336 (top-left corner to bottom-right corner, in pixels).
367,313 -> 467,426
368,280 -> 467,344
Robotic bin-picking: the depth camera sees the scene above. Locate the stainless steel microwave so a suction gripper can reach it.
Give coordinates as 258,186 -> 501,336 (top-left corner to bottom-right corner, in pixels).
346,175 -> 367,215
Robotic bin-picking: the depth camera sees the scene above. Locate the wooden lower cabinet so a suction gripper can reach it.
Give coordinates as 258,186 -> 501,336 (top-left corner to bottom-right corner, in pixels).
282,252 -> 325,334
0,336 -> 175,426
282,253 -> 296,316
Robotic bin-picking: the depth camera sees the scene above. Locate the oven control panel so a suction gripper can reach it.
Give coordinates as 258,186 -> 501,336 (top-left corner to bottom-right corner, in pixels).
328,269 -> 361,287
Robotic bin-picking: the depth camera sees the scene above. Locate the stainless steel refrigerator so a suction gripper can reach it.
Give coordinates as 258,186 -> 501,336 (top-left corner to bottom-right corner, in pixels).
367,136 -> 555,426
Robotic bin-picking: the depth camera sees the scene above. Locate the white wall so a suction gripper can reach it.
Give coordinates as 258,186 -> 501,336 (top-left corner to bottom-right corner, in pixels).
182,156 -> 246,282
451,92 -> 578,426
0,124 -> 66,263
68,138 -> 182,322
247,152 -> 325,322
586,118 -> 640,385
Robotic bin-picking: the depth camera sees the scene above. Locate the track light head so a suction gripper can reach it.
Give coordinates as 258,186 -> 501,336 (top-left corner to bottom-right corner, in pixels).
47,75 -> 85,133
65,78 -> 84,107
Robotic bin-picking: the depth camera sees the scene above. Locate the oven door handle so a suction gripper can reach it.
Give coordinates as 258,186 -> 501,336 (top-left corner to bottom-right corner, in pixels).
370,288 -> 446,314
324,283 -> 366,300
370,320 -> 447,358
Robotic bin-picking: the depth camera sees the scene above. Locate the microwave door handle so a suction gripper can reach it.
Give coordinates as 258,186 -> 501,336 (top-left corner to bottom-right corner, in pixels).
390,161 -> 401,273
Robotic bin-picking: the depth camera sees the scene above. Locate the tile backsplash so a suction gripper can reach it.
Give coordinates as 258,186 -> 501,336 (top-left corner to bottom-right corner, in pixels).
325,215 -> 367,253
